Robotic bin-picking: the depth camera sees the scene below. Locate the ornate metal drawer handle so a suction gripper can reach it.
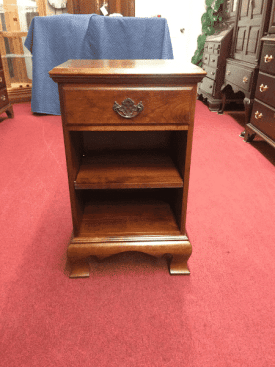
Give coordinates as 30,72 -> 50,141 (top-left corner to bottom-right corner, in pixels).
255,111 -> 263,119
1,94 -> 6,101
264,55 -> 273,63
0,77 -> 2,83
243,76 -> 248,83
259,84 -> 268,92
113,98 -> 144,119
227,70 -> 231,75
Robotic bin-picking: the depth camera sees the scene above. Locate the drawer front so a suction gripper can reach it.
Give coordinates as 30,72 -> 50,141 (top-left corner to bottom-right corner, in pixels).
207,42 -> 215,53
259,42 -> 275,75
202,64 -> 217,80
199,77 -> 215,95
63,86 -> 194,126
0,70 -> 6,89
250,100 -> 275,141
203,53 -> 210,65
225,63 -> 252,92
213,43 -> 221,55
209,54 -> 219,68
0,87 -> 9,109
255,72 -> 275,108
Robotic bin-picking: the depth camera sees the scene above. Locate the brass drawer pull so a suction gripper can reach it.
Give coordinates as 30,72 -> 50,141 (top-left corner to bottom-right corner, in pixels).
0,77 -> 2,83
243,76 -> 248,83
227,70 -> 231,75
1,94 -> 6,101
264,55 -> 273,63
259,84 -> 268,92
113,98 -> 144,119
255,111 -> 263,119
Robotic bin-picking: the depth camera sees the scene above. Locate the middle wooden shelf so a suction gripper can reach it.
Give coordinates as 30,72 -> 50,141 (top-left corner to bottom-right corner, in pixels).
74,149 -> 183,190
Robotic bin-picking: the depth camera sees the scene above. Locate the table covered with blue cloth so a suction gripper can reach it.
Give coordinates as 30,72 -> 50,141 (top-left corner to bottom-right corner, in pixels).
24,14 -> 174,115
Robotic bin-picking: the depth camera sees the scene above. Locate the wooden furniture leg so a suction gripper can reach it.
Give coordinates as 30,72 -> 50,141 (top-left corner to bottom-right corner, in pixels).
6,105 -> 14,118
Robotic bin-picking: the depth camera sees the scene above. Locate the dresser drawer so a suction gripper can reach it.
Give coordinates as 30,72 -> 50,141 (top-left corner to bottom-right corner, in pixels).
0,87 -> 9,109
199,77 -> 215,95
250,100 -> 275,141
255,72 -> 275,108
259,42 -> 275,75
209,54 -> 219,68
63,86 -> 194,126
202,64 -> 217,80
225,63 -> 252,91
213,43 -> 221,55
0,70 -> 6,89
205,42 -> 220,54
203,54 -> 210,65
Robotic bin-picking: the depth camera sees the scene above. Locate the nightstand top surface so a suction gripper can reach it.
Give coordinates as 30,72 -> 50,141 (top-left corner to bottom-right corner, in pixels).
49,59 -> 206,80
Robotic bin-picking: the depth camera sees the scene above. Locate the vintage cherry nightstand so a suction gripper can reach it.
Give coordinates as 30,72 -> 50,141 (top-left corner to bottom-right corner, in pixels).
49,59 -> 205,278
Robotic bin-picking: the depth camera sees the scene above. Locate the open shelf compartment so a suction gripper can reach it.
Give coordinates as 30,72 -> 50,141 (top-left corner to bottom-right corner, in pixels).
75,189 -> 183,238
74,150 -> 183,189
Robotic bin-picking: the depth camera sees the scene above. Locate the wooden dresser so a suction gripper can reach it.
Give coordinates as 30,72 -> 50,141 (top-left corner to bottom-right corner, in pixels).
244,1 -> 275,147
221,0 -> 273,118
0,51 -> 14,119
49,59 -> 205,278
198,28 -> 233,112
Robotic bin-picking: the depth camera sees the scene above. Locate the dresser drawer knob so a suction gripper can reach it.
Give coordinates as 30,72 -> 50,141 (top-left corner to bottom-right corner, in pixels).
113,98 -> 144,119
227,71 -> 231,75
264,55 -> 273,63
259,84 -> 268,92
255,111 -> 263,119
243,76 -> 248,83
1,94 -> 6,101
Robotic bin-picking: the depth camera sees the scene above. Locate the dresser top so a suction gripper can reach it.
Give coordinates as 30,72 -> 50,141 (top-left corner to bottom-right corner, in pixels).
49,59 -> 206,84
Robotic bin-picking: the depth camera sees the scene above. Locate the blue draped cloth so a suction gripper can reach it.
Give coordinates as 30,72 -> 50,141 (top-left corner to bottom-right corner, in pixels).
25,14 -> 173,115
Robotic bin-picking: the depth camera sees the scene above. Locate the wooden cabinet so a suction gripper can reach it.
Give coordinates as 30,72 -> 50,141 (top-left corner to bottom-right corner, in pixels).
49,59 -> 205,278
0,50 -> 13,118
221,0 -> 273,115
198,28 -> 233,111
244,34 -> 275,147
268,0 -> 275,33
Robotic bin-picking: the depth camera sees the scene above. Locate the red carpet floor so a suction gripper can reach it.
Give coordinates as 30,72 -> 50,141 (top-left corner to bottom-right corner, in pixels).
0,102 -> 274,367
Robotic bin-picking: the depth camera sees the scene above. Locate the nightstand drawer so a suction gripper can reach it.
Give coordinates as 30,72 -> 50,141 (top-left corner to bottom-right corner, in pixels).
255,72 -> 275,108
63,86 -> 194,126
250,100 -> 275,141
259,42 -> 275,75
225,63 -> 252,91
0,88 -> 9,109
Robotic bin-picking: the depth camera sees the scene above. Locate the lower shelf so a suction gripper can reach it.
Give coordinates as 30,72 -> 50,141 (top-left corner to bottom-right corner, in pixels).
78,199 -> 181,237
68,198 -> 192,278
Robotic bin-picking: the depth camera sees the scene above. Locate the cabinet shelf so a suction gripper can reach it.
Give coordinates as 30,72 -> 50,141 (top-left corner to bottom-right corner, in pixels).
78,199 -> 181,237
74,150 -> 183,189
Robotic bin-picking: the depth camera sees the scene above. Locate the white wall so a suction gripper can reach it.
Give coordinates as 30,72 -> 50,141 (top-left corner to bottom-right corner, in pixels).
135,0 -> 205,63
